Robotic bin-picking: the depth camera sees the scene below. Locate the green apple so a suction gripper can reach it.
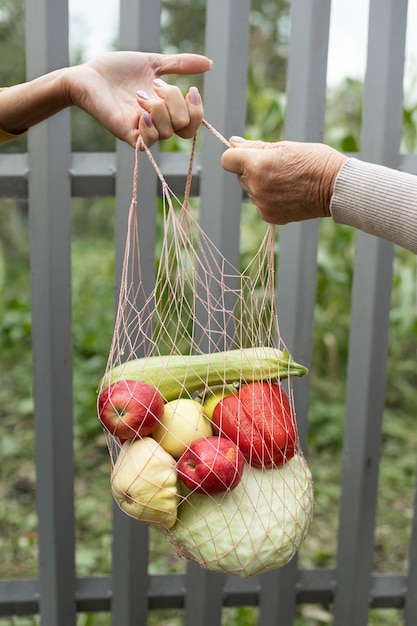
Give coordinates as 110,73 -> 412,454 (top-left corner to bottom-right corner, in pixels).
152,398 -> 213,458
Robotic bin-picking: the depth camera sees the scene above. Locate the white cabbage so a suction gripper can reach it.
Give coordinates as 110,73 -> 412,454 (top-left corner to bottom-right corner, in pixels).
168,454 -> 314,578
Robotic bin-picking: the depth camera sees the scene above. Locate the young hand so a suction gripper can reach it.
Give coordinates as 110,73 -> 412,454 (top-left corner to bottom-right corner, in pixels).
66,51 -> 212,147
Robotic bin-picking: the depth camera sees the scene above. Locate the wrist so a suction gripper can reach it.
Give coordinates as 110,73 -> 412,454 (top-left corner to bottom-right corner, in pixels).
59,65 -> 81,108
323,151 -> 348,217
0,68 -> 71,134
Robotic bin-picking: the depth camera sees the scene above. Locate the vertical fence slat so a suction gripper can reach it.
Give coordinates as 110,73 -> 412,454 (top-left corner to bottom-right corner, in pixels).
184,562 -> 225,626
333,1 -> 408,624
404,474 -> 417,624
278,0 -> 331,447
258,2 -> 331,625
198,0 -> 250,269
24,1 -> 75,624
111,2 -> 162,625
183,1 -> 250,624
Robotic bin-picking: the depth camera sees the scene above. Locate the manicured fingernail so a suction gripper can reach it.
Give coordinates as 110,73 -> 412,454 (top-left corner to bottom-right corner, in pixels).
153,78 -> 166,88
230,136 -> 245,145
143,112 -> 153,128
189,86 -> 201,106
137,90 -> 149,100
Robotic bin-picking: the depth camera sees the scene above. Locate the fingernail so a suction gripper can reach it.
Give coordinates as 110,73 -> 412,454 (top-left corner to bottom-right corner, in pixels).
230,136 -> 245,145
137,90 -> 149,100
143,112 -> 153,128
189,86 -> 201,106
153,78 -> 166,88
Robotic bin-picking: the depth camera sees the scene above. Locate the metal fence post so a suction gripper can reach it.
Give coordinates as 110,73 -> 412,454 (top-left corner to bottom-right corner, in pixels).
25,0 -> 76,624
261,2 -> 331,624
183,1 -> 250,624
333,1 -> 408,624
111,1 -> 162,625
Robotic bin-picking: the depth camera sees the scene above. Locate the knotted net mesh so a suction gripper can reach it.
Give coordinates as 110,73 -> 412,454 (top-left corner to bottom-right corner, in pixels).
97,122 -> 314,578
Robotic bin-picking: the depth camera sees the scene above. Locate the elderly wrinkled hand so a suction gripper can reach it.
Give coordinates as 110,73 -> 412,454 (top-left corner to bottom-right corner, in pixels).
221,137 -> 348,224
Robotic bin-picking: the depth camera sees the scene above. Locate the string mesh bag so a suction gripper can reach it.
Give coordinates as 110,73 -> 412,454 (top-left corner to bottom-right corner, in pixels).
97,121 -> 314,578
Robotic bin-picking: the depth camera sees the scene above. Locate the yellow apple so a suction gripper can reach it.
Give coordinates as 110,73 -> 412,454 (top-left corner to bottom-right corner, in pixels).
152,398 -> 213,458
201,385 -> 238,420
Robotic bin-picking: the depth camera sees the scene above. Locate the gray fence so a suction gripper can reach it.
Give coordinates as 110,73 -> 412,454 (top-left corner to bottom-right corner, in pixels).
1,0 -> 417,624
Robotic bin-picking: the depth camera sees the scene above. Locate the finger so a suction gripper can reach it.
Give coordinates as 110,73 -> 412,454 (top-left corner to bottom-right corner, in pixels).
174,86 -> 203,139
136,87 -> 176,140
154,53 -> 213,76
148,79 -> 204,139
152,79 -> 193,135
137,111 -> 160,148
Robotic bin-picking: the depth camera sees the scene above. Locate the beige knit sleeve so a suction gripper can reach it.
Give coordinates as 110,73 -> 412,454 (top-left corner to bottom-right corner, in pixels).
330,158 -> 417,254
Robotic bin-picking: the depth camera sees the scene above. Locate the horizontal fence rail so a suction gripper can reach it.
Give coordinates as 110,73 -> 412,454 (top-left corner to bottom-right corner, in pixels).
1,152 -> 417,199
2,152 -> 417,199
0,571 -> 411,616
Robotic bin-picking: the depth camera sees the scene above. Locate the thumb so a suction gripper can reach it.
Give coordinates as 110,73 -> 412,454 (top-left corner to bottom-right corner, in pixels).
221,137 -> 270,175
156,53 -> 213,76
221,145 -> 248,175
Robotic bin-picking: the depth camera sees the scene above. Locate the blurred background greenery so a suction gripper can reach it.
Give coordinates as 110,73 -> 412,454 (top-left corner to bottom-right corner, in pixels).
1,1 -> 417,625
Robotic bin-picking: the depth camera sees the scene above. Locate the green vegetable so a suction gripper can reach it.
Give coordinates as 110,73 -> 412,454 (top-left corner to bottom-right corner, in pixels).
101,347 -> 308,402
168,454 -> 314,578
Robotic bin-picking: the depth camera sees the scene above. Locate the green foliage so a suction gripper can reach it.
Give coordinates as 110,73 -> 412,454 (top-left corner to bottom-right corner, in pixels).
71,108 -> 116,153
402,73 -> 417,153
71,235 -> 115,440
0,0 -> 26,154
248,0 -> 290,93
160,0 -> 289,139
246,61 -> 286,141
161,0 -> 206,55
161,0 -> 290,96
0,0 -> 25,80
222,607 -> 259,626
325,77 -> 363,152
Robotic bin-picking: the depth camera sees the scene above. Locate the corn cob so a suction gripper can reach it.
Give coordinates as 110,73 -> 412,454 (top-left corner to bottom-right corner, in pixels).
101,347 -> 307,402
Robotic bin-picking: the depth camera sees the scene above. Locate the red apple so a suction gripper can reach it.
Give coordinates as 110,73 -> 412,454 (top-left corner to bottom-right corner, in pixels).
177,435 -> 245,495
98,379 -> 164,440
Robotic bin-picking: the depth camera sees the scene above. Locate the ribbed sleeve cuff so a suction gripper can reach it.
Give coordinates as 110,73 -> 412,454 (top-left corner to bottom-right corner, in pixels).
330,158 -> 417,254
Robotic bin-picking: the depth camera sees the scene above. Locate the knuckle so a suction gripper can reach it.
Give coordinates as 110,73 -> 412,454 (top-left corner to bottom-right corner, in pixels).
174,114 -> 191,130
